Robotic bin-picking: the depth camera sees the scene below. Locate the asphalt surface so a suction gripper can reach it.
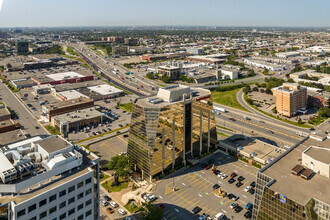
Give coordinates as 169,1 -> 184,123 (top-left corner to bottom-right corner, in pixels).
0,82 -> 48,137
154,152 -> 257,220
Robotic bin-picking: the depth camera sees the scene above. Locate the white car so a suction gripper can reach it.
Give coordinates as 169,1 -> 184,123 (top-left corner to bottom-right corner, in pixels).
110,201 -> 118,208
244,186 -> 252,192
118,208 -> 126,215
221,174 -> 228,179
148,194 -> 157,201
101,200 -> 108,207
230,202 -> 238,209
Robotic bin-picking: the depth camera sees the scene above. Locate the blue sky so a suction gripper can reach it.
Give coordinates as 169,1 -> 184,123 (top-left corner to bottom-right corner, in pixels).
0,0 -> 329,27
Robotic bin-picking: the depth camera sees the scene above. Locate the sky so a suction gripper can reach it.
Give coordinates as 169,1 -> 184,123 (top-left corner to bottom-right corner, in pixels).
0,0 -> 329,28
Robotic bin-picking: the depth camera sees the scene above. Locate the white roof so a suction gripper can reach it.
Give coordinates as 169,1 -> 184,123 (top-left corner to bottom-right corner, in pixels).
58,90 -> 88,100
88,84 -> 123,95
46,72 -> 84,81
0,153 -> 15,174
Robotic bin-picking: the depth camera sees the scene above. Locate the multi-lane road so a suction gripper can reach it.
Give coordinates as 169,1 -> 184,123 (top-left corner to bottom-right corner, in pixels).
0,82 -> 48,136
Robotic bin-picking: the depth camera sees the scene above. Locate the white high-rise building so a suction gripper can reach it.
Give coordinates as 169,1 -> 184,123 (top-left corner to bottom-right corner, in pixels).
0,135 -> 100,220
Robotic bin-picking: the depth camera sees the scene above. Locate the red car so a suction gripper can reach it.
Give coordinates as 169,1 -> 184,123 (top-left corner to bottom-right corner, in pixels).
230,172 -> 237,178
205,165 -> 212,170
159,204 -> 165,209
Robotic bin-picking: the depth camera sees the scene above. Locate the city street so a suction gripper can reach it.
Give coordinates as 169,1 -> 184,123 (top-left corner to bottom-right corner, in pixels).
0,82 -> 49,136
154,152 -> 258,220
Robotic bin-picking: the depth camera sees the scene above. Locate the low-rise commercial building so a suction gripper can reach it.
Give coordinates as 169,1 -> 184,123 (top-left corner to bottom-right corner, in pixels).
0,135 -> 100,220
31,71 -> 95,85
244,58 -> 285,71
272,83 -> 307,117
157,66 -> 181,80
42,97 -> 94,121
186,48 -> 204,55
87,84 -> 124,99
51,107 -> 104,133
276,51 -> 301,58
307,91 -> 330,108
0,106 -> 16,134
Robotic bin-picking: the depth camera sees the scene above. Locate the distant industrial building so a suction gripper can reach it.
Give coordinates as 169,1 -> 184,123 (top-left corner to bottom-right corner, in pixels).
87,84 -> 124,99
127,85 -> 218,181
42,97 -> 94,121
272,83 -> 307,117
276,51 -> 301,58
129,46 -> 154,54
140,54 -> 167,61
16,40 -> 29,55
186,48 -> 204,55
33,84 -> 53,94
187,54 -> 229,65
157,66 -> 181,80
51,107 -> 104,133
244,58 -> 285,71
252,137 -> 330,220
0,135 -> 100,219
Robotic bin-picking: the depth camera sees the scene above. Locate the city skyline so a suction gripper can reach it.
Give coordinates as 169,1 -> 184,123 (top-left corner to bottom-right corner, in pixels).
0,0 -> 329,28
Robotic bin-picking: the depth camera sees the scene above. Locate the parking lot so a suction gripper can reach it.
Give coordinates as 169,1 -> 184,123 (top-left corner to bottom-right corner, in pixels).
154,152 -> 258,220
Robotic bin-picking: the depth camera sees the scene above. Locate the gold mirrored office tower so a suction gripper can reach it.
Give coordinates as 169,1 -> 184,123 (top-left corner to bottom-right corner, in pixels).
127,85 -> 218,182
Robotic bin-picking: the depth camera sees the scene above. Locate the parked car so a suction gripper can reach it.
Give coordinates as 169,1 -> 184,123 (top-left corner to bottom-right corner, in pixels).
192,206 -> 202,215
213,184 -> 220,190
244,210 -> 252,219
220,174 -> 228,179
230,203 -> 238,209
236,182 -> 243,188
250,181 -> 256,187
158,204 -> 165,209
207,159 -> 215,165
230,172 -> 237,178
232,195 -> 240,201
234,206 -> 243,213
118,208 -> 126,215
237,176 -> 245,181
245,202 -> 253,210
110,201 -> 118,208
244,186 -> 252,192
200,163 -> 207,169
204,165 -> 212,170
249,188 -> 255,195
101,200 -> 109,206
227,194 -> 234,199
228,178 -> 235,184
104,195 -> 111,201
106,207 -> 114,214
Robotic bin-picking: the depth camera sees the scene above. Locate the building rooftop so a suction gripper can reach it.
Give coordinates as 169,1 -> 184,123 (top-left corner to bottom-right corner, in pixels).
52,107 -> 103,123
34,135 -> 71,154
88,84 -> 123,96
303,146 -> 330,165
58,90 -> 88,100
44,97 -> 93,111
157,65 -> 181,70
0,106 -> 10,117
46,71 -> 84,81
262,137 -> 330,205
136,85 -> 210,108
0,130 -> 26,146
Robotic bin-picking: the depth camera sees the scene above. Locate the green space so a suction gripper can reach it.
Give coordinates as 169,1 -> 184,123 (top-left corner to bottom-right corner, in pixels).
118,102 -> 133,113
217,132 -> 230,137
155,83 -> 168,87
99,173 -> 110,182
45,125 -> 62,135
243,93 -> 312,128
75,124 -> 130,144
211,88 -> 248,112
63,55 -> 76,59
125,201 -> 140,213
216,125 -> 234,132
66,46 -> 79,56
101,176 -> 129,192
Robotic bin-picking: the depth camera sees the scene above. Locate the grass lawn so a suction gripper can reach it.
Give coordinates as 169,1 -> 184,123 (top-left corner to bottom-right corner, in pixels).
99,173 -> 110,182
45,125 -> 61,135
217,132 -> 230,137
124,201 -> 140,213
118,102 -> 133,113
217,125 -> 234,132
211,88 -> 248,112
243,93 -> 313,128
101,177 -> 129,193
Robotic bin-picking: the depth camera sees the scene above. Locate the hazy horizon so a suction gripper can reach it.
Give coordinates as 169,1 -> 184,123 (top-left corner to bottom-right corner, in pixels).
0,0 -> 329,28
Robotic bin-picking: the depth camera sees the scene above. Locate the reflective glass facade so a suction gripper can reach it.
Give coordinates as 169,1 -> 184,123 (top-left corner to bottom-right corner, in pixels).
253,172 -> 330,220
127,94 -> 217,181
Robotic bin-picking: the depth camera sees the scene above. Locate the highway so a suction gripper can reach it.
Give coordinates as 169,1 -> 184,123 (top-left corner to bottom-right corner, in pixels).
0,82 -> 49,137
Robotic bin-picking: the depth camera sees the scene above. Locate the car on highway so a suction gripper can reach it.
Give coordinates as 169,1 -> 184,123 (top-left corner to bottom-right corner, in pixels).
268,130 -> 274,134
192,206 -> 202,215
118,208 -> 126,215
228,178 -> 236,184
106,207 -> 114,214
229,118 -> 236,121
213,184 -> 220,190
109,201 -> 118,208
234,206 -> 243,213
230,203 -> 238,209
123,134 -> 129,138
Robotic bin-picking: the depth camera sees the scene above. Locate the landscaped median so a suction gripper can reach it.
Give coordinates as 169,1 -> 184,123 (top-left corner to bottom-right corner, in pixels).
44,125 -> 62,135
101,176 -> 129,193
243,93 -> 312,128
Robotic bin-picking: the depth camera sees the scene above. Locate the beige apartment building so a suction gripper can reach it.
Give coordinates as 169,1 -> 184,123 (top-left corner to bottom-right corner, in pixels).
272,83 -> 307,117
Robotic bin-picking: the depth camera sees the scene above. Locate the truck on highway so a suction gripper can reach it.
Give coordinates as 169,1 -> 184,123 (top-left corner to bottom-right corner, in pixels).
213,106 -> 227,114
112,71 -> 117,75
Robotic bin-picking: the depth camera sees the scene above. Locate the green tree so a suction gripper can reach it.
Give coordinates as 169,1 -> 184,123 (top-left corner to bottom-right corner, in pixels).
146,72 -> 154,79
252,87 -> 259,92
243,86 -> 250,94
290,64 -> 303,74
162,76 -> 171,83
6,63 -> 12,69
318,107 -> 330,118
246,98 -> 254,105
107,155 -> 132,178
287,78 -> 295,83
263,68 -> 269,75
139,201 -> 163,220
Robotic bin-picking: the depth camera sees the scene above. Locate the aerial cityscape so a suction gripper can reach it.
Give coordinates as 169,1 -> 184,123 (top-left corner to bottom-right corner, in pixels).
0,1 -> 329,220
